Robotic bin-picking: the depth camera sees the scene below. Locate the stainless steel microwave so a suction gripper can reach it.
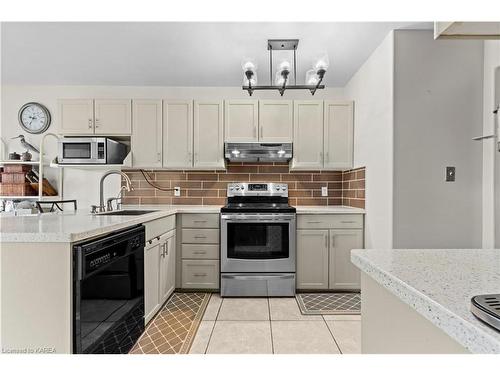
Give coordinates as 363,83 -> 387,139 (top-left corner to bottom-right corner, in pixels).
58,137 -> 128,164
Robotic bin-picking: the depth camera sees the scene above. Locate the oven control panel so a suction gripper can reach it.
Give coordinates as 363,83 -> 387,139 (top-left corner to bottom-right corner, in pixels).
227,182 -> 288,197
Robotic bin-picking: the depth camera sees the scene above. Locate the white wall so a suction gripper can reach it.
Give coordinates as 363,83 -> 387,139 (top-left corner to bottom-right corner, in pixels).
481,41 -> 500,248
344,32 -> 395,249
392,30 -> 484,248
0,85 -> 344,210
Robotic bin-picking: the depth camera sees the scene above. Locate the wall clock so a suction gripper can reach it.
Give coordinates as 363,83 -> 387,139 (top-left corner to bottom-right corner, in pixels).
18,102 -> 51,134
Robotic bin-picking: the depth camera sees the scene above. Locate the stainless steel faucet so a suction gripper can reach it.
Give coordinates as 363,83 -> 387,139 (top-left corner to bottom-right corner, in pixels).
98,170 -> 134,213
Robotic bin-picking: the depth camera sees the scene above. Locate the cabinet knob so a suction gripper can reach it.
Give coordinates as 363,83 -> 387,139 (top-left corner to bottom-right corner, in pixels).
88,119 -> 92,129
95,119 -> 100,128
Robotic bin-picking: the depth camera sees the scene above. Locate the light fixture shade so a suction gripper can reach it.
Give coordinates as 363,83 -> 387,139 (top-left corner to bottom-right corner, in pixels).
312,52 -> 330,71
243,71 -> 257,86
275,71 -> 287,86
241,59 -> 258,72
305,69 -> 319,86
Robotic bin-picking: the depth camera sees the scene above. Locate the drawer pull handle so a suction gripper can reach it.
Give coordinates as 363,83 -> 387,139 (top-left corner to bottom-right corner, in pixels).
194,236 -> 206,239
341,221 -> 357,224
193,220 -> 207,223
307,221 -> 322,224
194,273 -> 207,277
193,251 -> 206,255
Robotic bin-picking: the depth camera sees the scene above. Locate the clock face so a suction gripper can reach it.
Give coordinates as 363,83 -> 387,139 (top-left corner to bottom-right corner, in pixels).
18,102 -> 51,134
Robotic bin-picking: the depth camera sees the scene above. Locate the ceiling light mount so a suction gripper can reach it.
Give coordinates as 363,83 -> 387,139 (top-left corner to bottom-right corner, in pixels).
242,39 -> 327,97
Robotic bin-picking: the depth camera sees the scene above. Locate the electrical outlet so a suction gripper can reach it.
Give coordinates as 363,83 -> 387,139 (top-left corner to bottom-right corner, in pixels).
446,167 -> 456,182
321,186 -> 328,197
174,187 -> 181,197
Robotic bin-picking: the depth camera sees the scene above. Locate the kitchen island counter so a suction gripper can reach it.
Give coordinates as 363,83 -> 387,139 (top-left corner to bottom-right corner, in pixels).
351,249 -> 500,354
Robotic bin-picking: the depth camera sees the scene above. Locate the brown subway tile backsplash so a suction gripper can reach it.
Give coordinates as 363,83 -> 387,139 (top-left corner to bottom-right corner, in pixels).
122,163 -> 365,209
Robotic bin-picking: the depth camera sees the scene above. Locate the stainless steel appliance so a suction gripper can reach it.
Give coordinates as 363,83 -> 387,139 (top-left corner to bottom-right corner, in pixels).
58,137 -> 127,164
471,294 -> 500,331
220,182 -> 296,297
73,225 -> 145,353
224,142 -> 292,162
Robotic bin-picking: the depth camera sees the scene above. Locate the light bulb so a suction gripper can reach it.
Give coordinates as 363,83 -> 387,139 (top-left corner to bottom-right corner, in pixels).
278,60 -> 291,72
305,69 -> 319,86
313,52 -> 330,71
241,59 -> 257,72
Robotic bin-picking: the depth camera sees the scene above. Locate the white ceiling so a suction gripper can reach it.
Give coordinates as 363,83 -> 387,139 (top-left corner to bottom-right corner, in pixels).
1,22 -> 431,87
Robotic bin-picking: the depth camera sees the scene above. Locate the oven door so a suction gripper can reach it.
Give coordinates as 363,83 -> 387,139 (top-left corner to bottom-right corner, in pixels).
221,213 -> 296,273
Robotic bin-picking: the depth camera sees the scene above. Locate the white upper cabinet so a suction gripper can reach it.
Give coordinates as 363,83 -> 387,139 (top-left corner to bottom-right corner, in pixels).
163,100 -> 193,169
132,100 -> 162,168
94,99 -> 132,135
193,100 -> 225,169
58,99 -> 94,135
224,100 -> 259,142
291,100 -> 324,170
323,101 -> 354,170
258,100 -> 293,142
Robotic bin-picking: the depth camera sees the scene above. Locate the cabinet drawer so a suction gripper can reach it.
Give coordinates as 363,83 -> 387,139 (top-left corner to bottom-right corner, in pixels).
182,244 -> 219,259
297,214 -> 363,229
181,260 -> 219,289
145,215 -> 176,241
181,213 -> 219,228
182,228 -> 219,244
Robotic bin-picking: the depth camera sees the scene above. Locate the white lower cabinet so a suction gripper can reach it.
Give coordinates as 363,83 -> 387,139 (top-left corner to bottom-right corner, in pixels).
179,213 -> 220,290
328,229 -> 363,290
296,230 -> 329,289
296,214 -> 364,291
144,237 -> 161,323
144,216 -> 176,324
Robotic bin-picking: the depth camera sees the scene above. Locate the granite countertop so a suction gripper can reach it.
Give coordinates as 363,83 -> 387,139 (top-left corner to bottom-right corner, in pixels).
294,205 -> 365,214
0,204 -> 365,243
351,249 -> 500,354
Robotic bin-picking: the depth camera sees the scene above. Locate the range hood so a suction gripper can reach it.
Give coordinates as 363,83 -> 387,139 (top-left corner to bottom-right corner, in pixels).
224,142 -> 293,162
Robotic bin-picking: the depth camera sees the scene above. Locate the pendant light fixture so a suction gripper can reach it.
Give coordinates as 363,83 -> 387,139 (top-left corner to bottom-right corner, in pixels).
242,39 -> 329,96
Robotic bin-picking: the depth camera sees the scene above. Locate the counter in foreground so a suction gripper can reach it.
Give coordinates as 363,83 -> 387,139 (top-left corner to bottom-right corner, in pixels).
351,249 -> 500,354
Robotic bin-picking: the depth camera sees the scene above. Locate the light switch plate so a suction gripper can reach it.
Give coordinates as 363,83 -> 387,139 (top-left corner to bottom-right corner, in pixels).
321,186 -> 328,197
174,187 -> 181,197
446,167 -> 456,182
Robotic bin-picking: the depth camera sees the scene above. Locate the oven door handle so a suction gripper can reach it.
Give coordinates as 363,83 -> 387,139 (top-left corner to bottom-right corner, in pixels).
221,274 -> 294,280
221,214 -> 296,221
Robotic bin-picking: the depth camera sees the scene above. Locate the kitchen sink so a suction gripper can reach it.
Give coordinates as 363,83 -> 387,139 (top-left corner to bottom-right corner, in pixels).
97,210 -> 158,216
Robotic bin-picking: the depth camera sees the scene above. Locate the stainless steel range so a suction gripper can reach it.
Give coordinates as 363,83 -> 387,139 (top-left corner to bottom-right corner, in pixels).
220,182 -> 296,297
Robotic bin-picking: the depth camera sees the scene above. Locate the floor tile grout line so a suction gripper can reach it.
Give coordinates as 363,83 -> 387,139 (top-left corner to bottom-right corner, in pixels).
267,298 -> 274,354
323,315 -> 343,354
204,293 -> 224,354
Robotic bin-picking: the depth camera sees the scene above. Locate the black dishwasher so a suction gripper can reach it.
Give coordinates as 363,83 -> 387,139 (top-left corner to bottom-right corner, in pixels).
73,225 -> 145,354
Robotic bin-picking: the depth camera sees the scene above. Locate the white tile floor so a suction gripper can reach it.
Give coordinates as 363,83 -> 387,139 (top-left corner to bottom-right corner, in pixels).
189,294 -> 361,354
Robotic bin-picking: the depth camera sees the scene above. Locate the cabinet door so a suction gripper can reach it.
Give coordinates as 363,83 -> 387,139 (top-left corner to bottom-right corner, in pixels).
193,100 -> 225,169
324,101 -> 353,170
58,99 -> 94,135
291,100 -> 324,170
132,100 -> 162,168
164,233 -> 176,302
94,99 -> 132,135
224,100 -> 259,142
296,229 -> 329,289
259,100 -> 293,142
163,100 -> 193,168
329,229 -> 363,290
159,233 -> 176,304
144,240 -> 161,324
